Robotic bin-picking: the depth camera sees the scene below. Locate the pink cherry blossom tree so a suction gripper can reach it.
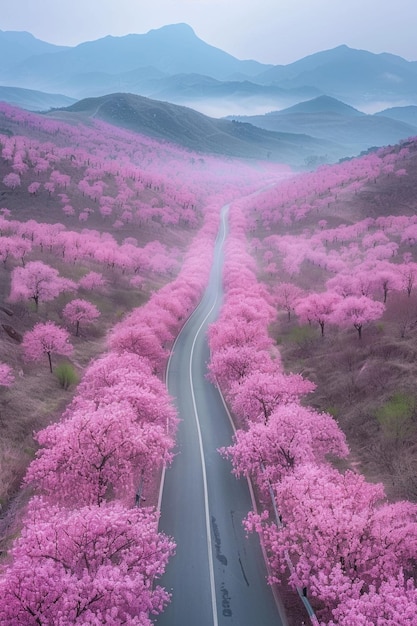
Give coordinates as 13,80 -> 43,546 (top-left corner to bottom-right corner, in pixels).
370,263 -> 402,303
0,497 -> 175,626
25,402 -> 174,505
330,295 -> 385,339
108,325 -> 168,374
247,463 -> 417,605
22,321 -> 73,372
274,282 -> 304,321
0,237 -> 25,268
72,353 -> 177,431
78,271 -> 107,292
73,352 -> 152,400
295,291 -> 342,337
229,370 -> 316,425
2,172 -> 21,189
9,261 -> 76,311
398,261 -> 417,297
221,403 -> 348,491
28,181 -> 41,195
208,344 -> 274,391
327,571 -> 417,626
63,298 -> 100,336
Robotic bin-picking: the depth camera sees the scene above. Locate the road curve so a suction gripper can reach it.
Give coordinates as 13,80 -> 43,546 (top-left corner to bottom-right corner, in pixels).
155,205 -> 285,626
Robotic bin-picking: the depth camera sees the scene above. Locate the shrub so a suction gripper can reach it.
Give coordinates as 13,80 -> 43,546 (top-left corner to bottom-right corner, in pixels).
375,392 -> 416,442
55,362 -> 79,390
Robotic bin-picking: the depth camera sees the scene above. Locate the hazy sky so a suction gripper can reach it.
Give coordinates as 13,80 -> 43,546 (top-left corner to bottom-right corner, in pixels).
2,0 -> 417,65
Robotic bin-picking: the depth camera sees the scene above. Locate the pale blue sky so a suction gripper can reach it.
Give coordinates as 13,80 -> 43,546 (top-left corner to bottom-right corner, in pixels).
2,0 -> 417,65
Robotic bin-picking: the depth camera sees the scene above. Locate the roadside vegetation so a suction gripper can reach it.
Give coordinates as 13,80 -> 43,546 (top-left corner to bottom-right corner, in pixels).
209,140 -> 417,624
2,97 -> 417,624
0,102 -> 284,623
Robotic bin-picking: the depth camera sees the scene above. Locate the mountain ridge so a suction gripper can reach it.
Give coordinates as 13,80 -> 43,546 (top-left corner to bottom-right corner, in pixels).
1,26 -> 416,114
227,96 -> 417,156
1,23 -> 270,87
0,29 -> 68,72
0,85 -> 76,111
375,105 -> 417,127
268,95 -> 363,117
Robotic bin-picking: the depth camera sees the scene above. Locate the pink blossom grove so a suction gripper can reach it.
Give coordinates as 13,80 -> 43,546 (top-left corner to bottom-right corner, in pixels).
208,196 -> 417,624
0,498 -> 175,626
1,96 -> 417,626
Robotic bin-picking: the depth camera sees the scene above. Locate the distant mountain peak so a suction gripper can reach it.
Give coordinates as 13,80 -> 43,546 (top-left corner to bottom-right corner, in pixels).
0,29 -> 68,73
149,23 -> 196,36
0,29 -> 39,39
278,95 -> 363,117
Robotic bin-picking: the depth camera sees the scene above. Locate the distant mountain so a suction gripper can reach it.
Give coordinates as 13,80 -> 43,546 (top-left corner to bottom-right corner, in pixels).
51,66 -> 168,100
1,27 -> 416,121
50,92 -> 341,166
148,74 -> 287,100
0,85 -> 76,111
33,66 -> 318,105
144,74 -> 321,116
227,96 -> 417,156
254,45 -> 417,109
274,95 -> 363,117
1,24 -> 270,92
375,105 -> 417,127
0,30 -> 68,72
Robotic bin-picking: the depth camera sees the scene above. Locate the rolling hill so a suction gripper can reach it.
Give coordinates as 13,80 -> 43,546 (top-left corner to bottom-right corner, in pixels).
228,96 -> 417,156
0,85 -> 76,111
50,92 -> 342,166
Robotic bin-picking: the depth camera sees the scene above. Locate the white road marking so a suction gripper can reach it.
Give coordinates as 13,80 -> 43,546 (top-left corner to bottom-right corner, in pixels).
186,209 -> 228,626
158,206 -> 228,625
189,297 -> 220,626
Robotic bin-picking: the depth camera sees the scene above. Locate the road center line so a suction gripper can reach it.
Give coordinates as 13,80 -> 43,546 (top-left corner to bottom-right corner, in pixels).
159,207 -> 228,625
189,294 -> 219,626
187,210 -> 228,626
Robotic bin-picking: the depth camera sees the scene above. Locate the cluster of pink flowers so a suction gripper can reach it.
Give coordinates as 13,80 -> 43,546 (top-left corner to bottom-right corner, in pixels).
208,202 -> 417,625
0,198 -> 231,624
0,102 -> 286,231
0,325 -> 178,624
0,100 -> 292,624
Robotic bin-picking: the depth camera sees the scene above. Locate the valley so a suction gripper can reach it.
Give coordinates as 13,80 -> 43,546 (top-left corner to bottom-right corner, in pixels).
0,15 -> 417,626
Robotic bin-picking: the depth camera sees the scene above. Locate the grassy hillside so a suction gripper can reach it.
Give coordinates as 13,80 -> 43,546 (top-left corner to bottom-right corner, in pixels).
240,138 -> 417,502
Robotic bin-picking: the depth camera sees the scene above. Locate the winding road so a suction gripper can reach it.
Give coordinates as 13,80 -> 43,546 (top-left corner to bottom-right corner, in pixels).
156,206 -> 285,626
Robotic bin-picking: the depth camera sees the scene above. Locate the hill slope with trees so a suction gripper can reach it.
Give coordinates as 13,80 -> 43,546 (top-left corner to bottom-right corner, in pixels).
1,100 -> 417,624
207,137 -> 417,624
0,102 -> 291,623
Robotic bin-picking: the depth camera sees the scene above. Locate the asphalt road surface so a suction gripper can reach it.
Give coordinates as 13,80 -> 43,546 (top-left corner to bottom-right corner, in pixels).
155,206 -> 285,626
